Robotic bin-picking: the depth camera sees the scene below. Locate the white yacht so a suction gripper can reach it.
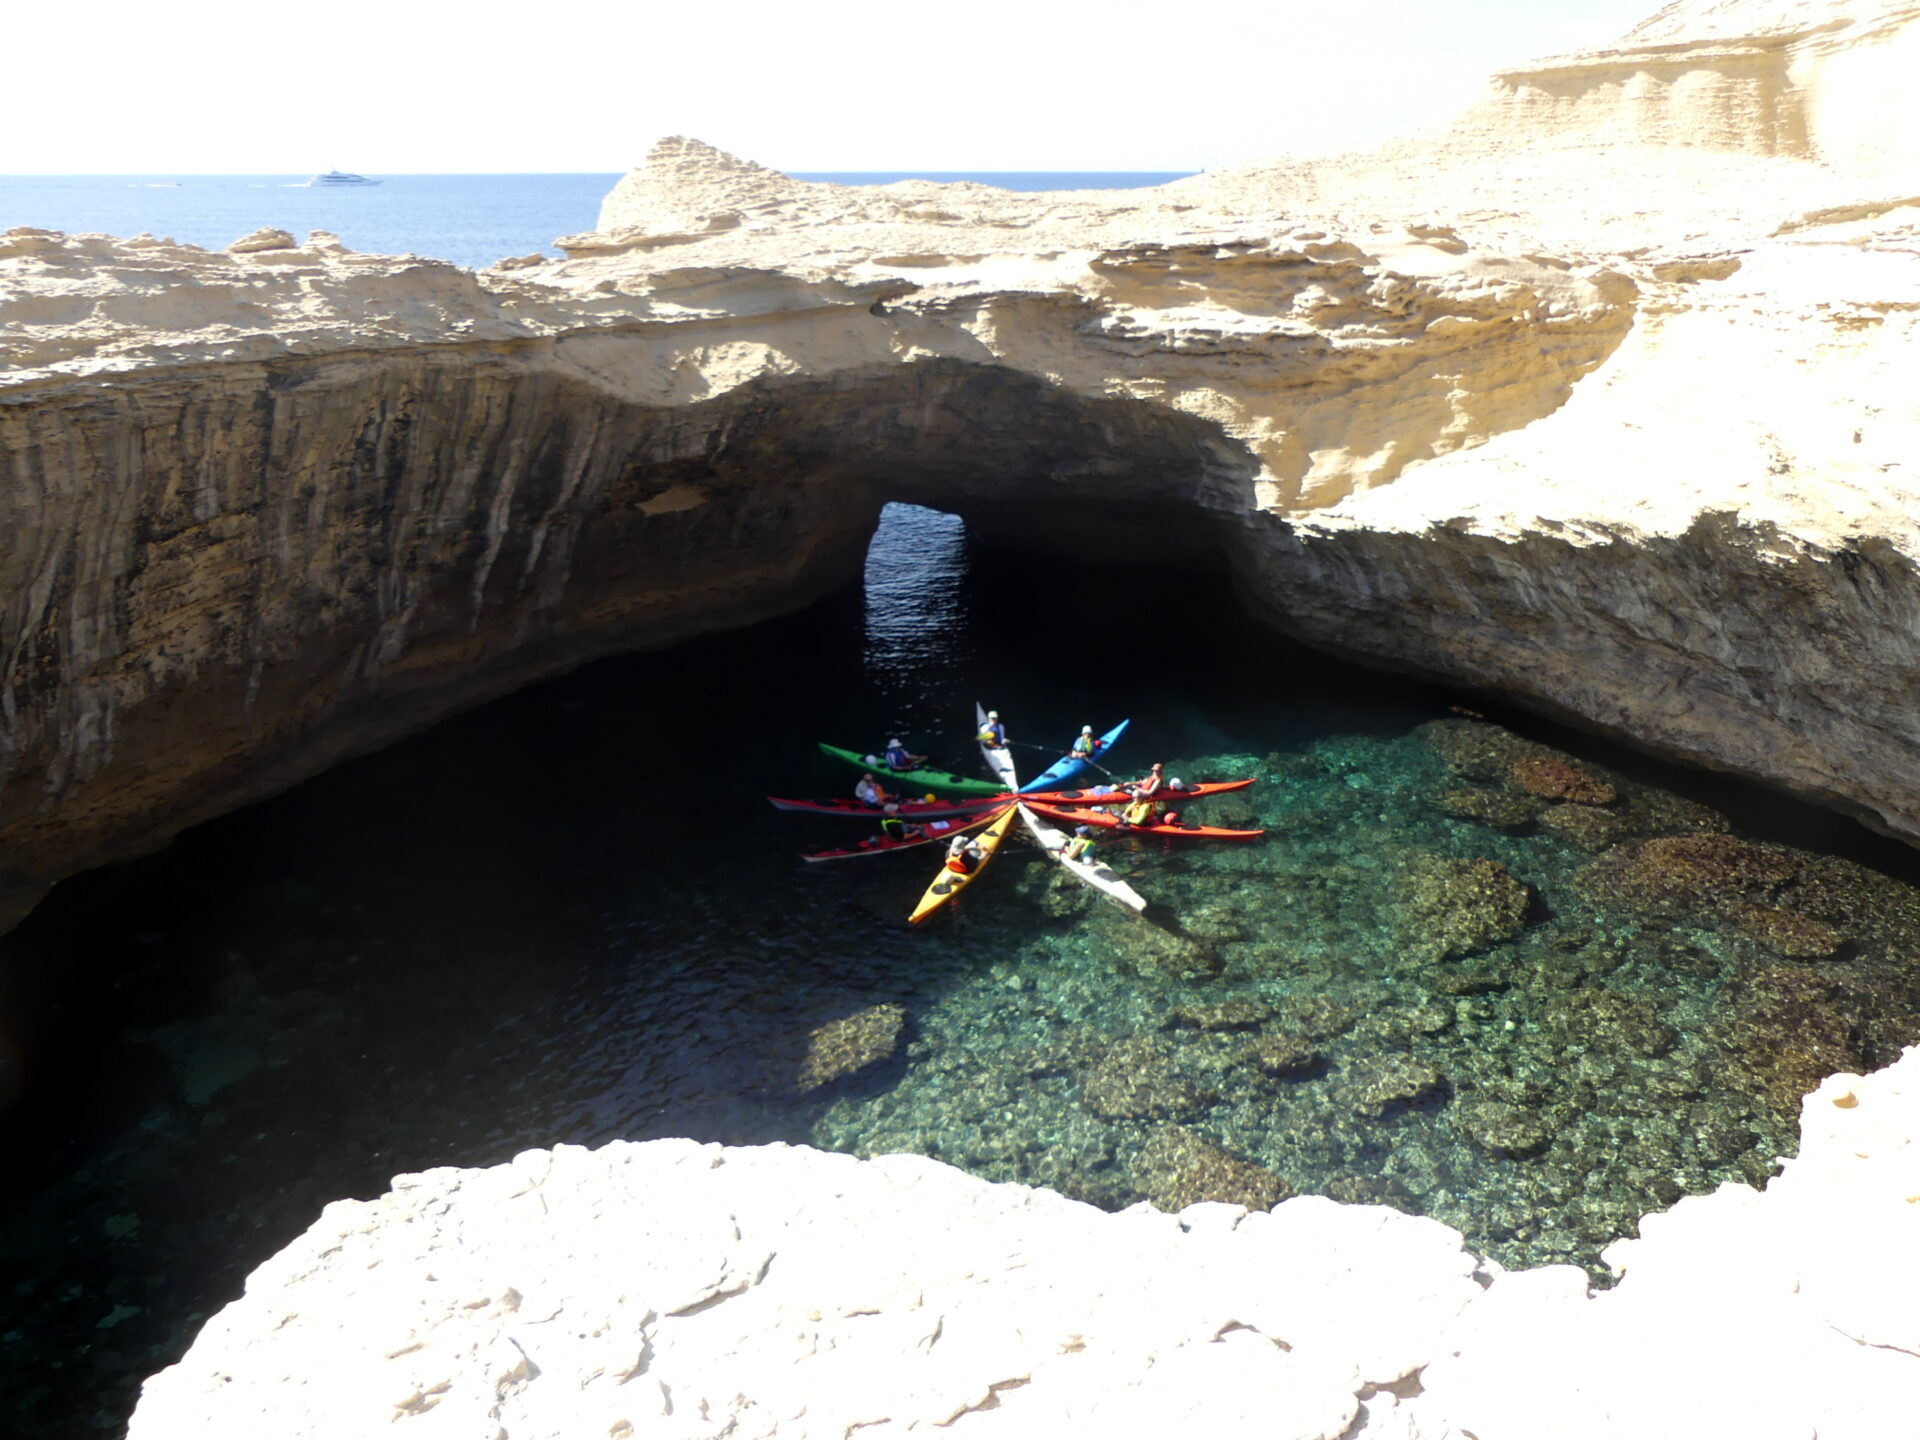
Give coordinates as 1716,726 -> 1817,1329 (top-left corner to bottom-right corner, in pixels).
304,170 -> 381,187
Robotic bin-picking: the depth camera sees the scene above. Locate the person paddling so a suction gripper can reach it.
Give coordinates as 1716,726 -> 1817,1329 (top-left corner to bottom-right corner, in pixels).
855,772 -> 888,807
1130,762 -> 1167,801
1069,725 -> 1100,762
946,832 -> 984,874
1121,794 -> 1159,829
1063,825 -> 1098,863
977,711 -> 1008,749
883,738 -> 925,773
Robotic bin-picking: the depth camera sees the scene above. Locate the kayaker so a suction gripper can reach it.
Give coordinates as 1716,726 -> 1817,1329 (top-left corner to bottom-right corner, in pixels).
946,833 -> 984,874
883,738 -> 925,773
880,803 -> 908,841
1063,826 -> 1098,863
855,773 -> 888,807
977,711 -> 1008,748
1069,725 -> 1099,761
1131,762 -> 1167,800
1121,795 -> 1159,828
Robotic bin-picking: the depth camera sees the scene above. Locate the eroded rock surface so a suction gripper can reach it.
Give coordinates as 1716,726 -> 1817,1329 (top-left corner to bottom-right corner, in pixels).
128,1045 -> 1920,1439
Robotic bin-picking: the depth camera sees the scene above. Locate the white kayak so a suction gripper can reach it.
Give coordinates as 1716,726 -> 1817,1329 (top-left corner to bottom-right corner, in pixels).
1018,802 -> 1148,914
975,700 -> 1019,790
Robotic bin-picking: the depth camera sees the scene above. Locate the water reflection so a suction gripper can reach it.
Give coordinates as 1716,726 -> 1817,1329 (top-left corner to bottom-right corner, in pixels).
863,503 -> 972,738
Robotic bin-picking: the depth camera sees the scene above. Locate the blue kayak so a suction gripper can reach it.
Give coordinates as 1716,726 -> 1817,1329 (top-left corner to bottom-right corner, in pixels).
1019,719 -> 1129,794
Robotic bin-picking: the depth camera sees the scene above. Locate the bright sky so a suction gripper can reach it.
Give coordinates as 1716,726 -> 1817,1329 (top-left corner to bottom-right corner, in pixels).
9,0 -> 1663,173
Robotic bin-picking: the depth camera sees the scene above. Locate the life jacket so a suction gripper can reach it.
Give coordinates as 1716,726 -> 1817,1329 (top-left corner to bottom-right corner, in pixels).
1124,799 -> 1157,826
1071,735 -> 1094,758
978,722 -> 1006,746
945,854 -> 972,875
884,747 -> 913,770
881,817 -> 906,840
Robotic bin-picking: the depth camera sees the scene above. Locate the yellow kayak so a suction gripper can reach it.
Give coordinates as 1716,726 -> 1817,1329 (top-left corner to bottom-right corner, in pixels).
908,806 -> 1017,924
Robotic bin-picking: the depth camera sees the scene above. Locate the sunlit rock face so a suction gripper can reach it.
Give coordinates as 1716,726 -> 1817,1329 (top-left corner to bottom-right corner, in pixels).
125,1047 -> 1920,1439
4,0 -> 1920,928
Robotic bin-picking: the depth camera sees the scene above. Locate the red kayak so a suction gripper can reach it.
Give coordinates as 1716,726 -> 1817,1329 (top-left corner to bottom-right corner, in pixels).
802,806 -> 1013,863
769,793 -> 1004,821
1022,802 -> 1265,840
1024,778 -> 1254,806
772,779 -> 1255,823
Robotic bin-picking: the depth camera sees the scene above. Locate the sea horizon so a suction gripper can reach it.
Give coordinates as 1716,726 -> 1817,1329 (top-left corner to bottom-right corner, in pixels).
0,172 -> 1198,271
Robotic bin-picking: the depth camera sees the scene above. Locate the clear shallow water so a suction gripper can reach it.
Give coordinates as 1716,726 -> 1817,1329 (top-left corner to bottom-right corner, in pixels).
0,173 -> 1191,271
5,503 -> 1920,1436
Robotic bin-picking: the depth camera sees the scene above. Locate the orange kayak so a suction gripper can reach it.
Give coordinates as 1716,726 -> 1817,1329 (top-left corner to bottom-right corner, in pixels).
1022,802 -> 1265,840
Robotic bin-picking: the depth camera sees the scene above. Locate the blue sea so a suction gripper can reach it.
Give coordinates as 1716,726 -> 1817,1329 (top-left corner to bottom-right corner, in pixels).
0,172 -> 1196,271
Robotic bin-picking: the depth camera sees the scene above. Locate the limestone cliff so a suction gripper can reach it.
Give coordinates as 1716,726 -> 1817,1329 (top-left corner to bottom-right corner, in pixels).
126,1047 -> 1920,1438
3,0 -> 1920,925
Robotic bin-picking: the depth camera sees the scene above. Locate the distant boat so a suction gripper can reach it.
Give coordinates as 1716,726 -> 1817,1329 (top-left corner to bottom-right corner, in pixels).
304,170 -> 381,187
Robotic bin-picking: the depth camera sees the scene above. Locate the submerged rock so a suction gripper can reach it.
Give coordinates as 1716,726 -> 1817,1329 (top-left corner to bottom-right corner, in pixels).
1343,1055 -> 1446,1117
1454,1097 -> 1552,1157
1431,787 -> 1544,830
1537,802 -> 1626,852
1167,1000 -> 1272,1032
1395,854 -> 1531,962
1511,755 -> 1617,806
1082,1036 -> 1219,1122
1731,903 -> 1846,959
1244,1034 -> 1326,1077
795,1004 -> 906,1092
1131,1125 -> 1293,1213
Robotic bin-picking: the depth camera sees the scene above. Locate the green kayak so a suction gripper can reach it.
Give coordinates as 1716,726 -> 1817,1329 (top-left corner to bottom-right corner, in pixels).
817,743 -> 1007,797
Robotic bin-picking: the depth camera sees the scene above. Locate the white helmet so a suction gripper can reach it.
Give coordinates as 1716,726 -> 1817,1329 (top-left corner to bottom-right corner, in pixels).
1170,778 -> 1186,789
987,710 -> 999,719
1081,725 -> 1093,735
889,739 -> 902,747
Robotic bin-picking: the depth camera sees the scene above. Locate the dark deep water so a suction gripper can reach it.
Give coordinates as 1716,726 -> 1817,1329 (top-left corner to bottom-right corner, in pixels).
5,503 -> 1920,1437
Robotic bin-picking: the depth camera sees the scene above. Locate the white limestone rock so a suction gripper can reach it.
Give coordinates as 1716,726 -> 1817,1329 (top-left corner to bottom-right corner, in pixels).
129,1047 -> 1920,1439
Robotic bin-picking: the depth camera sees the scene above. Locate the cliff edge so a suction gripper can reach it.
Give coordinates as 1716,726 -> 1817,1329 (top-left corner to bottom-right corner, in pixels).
126,1047 -> 1920,1439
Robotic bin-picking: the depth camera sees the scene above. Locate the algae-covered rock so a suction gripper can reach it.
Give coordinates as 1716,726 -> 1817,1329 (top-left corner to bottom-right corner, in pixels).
1545,988 -> 1678,1057
1395,853 -> 1531,962
1511,754 -> 1617,806
796,1003 -> 906,1092
1101,920 -> 1222,981
1577,834 -> 1799,918
1131,1125 -> 1293,1213
1538,802 -> 1627,852
1710,964 -> 1866,1118
1272,994 -> 1355,1039
1167,1000 -> 1271,1032
1431,787 -> 1545,830
1455,1097 -> 1552,1157
1416,718 -> 1533,782
1243,1033 -> 1324,1077
1082,1036 -> 1219,1121
1731,903 -> 1846,958
1342,1054 -> 1445,1117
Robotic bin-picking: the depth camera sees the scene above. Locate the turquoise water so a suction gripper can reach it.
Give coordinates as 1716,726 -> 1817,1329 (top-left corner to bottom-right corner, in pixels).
4,504 -> 1920,1435
0,173 -> 1192,271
